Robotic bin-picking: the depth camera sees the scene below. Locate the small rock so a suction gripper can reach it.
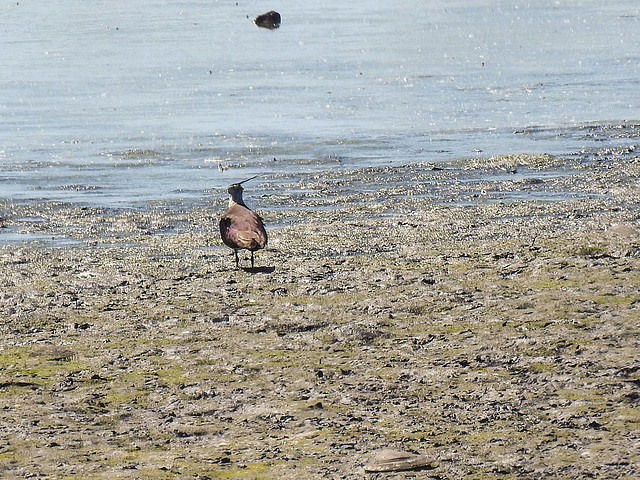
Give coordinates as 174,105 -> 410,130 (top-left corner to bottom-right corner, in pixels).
363,449 -> 434,473
607,223 -> 639,237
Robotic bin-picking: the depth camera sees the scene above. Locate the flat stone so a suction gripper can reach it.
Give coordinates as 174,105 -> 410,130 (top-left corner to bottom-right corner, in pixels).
363,449 -> 434,473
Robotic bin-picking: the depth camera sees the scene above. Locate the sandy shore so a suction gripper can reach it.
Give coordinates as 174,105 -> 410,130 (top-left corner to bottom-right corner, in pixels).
1,153 -> 639,479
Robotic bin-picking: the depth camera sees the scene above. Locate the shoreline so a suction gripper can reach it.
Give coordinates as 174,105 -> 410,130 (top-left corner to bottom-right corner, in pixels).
1,154 -> 639,479
1,150 -> 638,249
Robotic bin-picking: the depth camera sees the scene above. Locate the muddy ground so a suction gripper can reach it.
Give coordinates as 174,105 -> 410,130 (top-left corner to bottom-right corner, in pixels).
0,153 -> 639,479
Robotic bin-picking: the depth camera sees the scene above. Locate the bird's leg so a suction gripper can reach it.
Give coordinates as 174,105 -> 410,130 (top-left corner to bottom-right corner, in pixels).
251,251 -> 255,269
234,250 -> 240,269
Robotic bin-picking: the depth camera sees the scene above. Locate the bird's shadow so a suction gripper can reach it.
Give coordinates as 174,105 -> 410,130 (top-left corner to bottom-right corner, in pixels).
241,266 -> 275,274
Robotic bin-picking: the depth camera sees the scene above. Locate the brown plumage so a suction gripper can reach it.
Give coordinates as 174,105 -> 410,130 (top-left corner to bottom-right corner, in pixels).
219,177 -> 267,268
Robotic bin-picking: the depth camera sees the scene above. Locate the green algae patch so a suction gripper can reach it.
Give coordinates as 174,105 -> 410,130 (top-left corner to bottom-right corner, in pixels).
593,294 -> 638,306
0,346 -> 89,388
528,362 -> 560,373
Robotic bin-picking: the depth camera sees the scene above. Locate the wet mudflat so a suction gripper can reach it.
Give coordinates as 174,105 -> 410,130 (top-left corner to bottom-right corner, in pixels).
1,153 -> 639,479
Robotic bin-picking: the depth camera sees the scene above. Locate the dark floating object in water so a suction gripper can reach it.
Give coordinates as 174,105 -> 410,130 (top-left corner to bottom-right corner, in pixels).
254,10 -> 281,29
219,176 -> 268,269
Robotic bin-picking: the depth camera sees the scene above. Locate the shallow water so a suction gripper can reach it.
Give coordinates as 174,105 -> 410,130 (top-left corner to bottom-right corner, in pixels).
1,0 -> 639,219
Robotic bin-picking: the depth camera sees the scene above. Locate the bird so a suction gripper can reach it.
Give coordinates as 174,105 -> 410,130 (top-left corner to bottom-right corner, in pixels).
219,176 -> 268,269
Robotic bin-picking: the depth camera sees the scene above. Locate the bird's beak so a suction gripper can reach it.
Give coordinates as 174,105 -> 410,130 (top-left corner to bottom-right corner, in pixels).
239,175 -> 259,185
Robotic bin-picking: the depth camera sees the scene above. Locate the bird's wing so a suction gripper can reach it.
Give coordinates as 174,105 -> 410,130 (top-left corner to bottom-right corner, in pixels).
219,215 -> 236,248
219,206 -> 267,250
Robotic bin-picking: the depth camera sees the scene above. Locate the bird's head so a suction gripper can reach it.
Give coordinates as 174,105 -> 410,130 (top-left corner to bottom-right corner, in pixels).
228,183 -> 244,195
227,175 -> 258,206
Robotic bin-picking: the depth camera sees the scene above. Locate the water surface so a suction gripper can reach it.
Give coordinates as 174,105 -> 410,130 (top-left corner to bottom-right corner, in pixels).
1,0 -> 639,217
